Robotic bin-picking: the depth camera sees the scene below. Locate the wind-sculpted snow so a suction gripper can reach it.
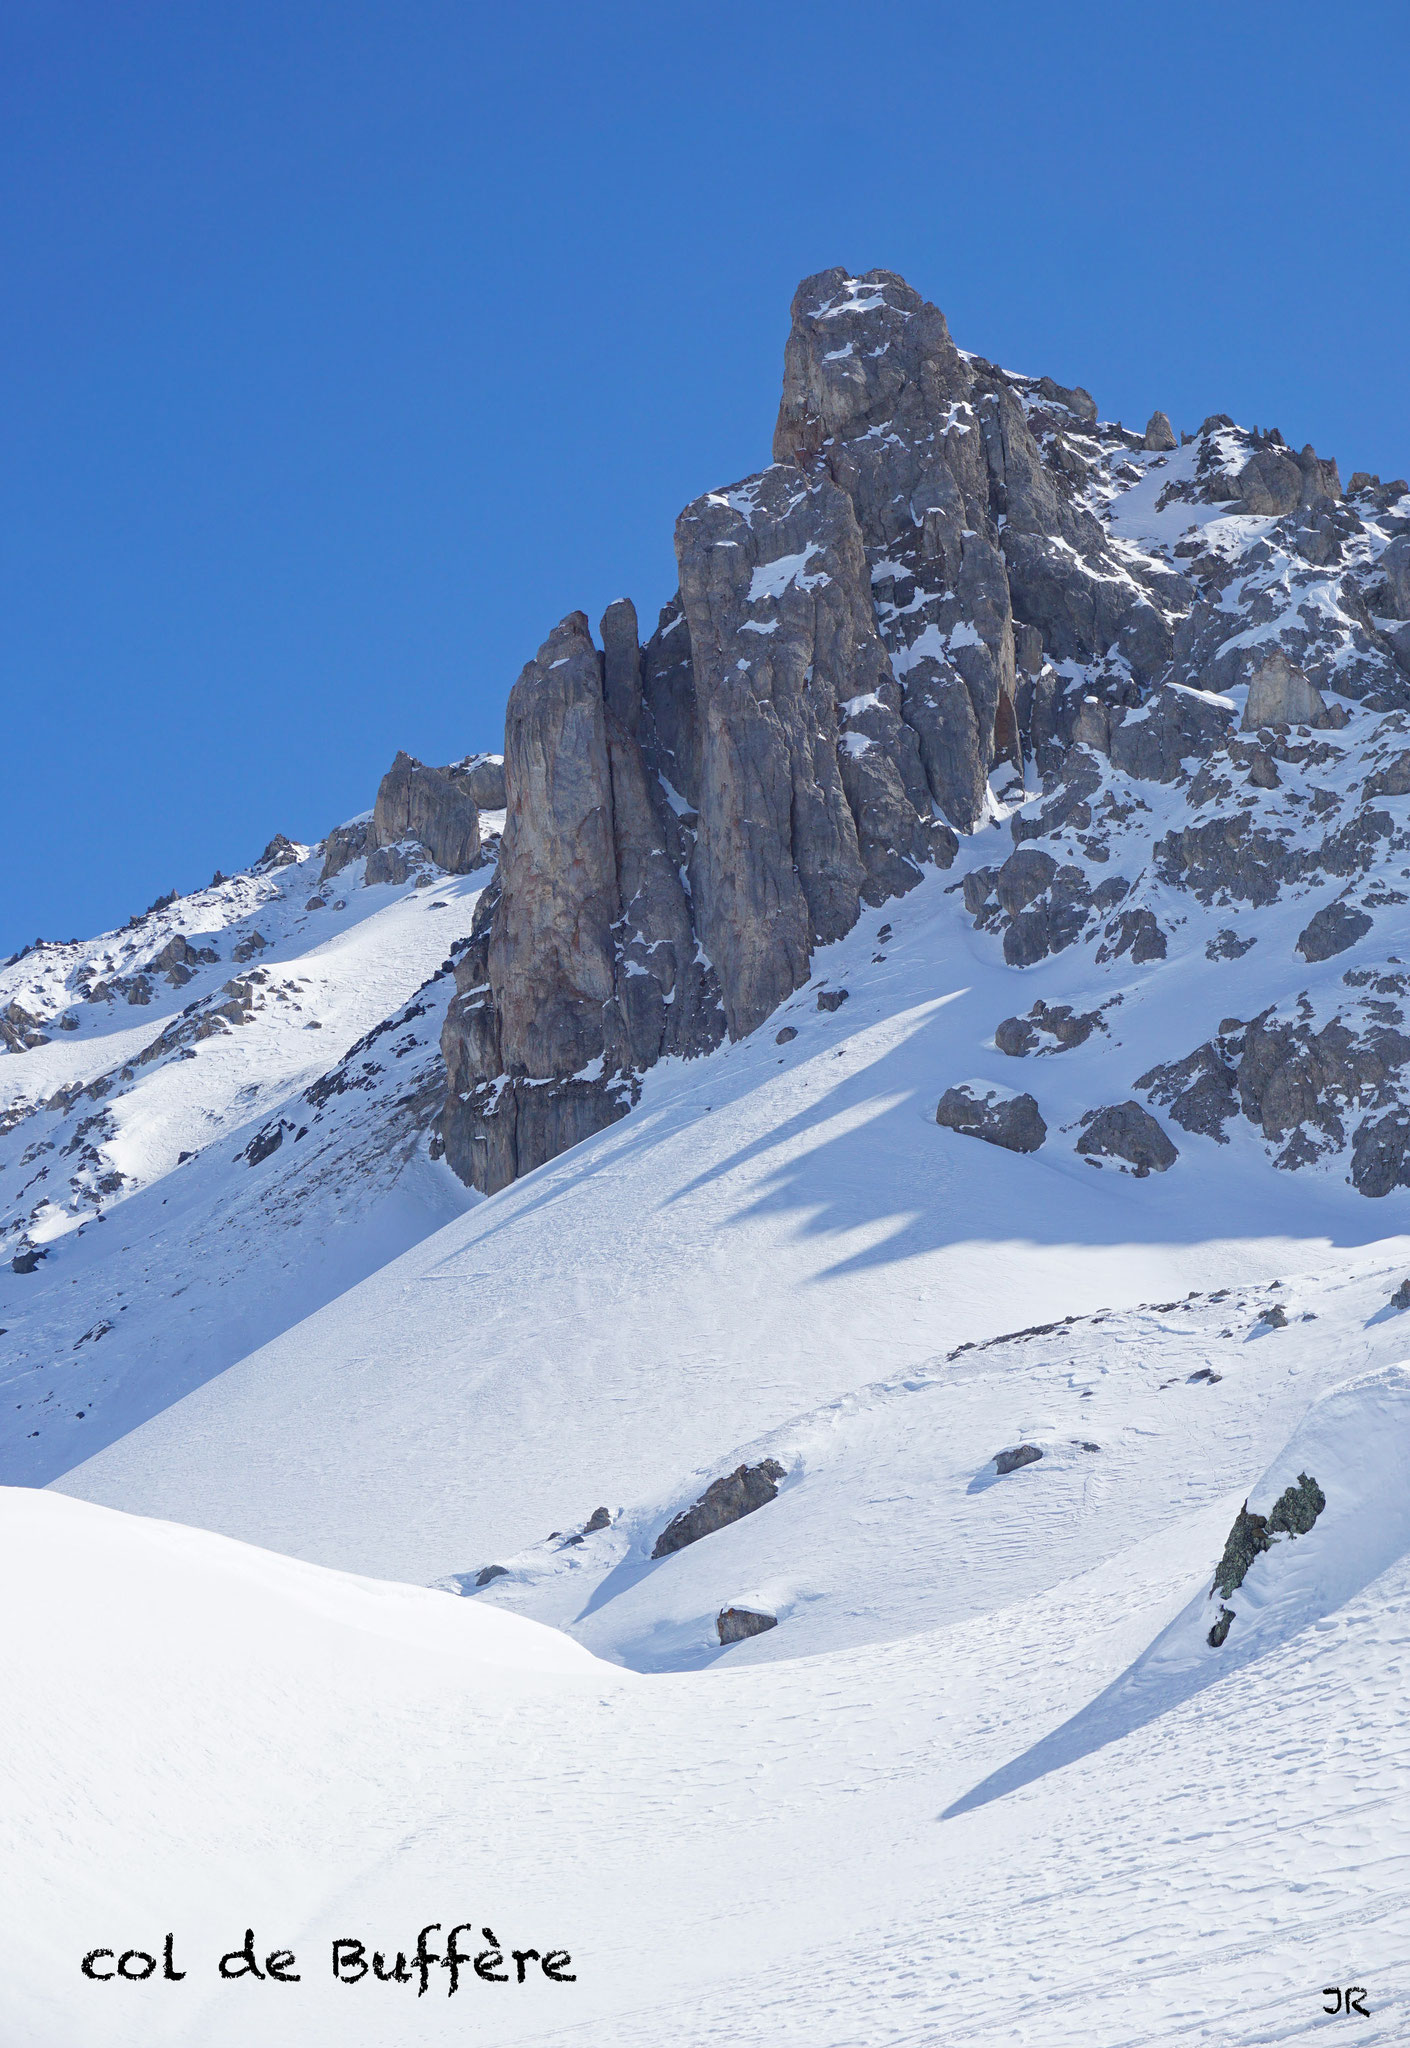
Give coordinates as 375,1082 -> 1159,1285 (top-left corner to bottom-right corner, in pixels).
943,1365 -> 1410,1818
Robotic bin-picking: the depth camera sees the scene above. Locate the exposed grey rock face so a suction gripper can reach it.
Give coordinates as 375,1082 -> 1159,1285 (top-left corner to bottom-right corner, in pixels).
441,614 -> 638,1194
455,753 -> 507,809
1075,1101 -> 1178,1174
717,1606 -> 778,1645
1242,650 -> 1326,731
1363,749 -> 1410,799
1211,1473 -> 1324,1633
1237,447 -> 1303,516
936,1084 -> 1047,1153
772,268 -> 1019,828
1111,686 -> 1233,783
370,750 -> 482,875
675,469 -> 871,1034
1350,1109 -> 1410,1197
1139,1004 -> 1410,1184
653,1459 -> 787,1559
1296,899 -> 1373,962
320,817 -> 370,882
995,1002 -> 1103,1056
428,263 -> 1410,1203
1,1002 -> 51,1054
994,1443 -> 1043,1475
1382,537 -> 1410,620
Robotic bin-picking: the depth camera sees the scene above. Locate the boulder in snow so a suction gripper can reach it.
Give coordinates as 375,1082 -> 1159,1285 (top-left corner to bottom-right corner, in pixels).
1075,1101 -> 1178,1175
717,1606 -> 778,1645
993,1444 -> 1043,1476
652,1459 -> 787,1559
1142,410 -> 1177,452
935,1084 -> 1047,1154
1296,900 -> 1372,963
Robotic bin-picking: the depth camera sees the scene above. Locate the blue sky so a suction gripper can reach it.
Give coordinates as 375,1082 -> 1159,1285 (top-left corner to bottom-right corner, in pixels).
4,0 -> 1408,953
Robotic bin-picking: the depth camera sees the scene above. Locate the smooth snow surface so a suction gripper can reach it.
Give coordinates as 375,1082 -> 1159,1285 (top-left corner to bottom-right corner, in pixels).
9,1346 -> 1410,2046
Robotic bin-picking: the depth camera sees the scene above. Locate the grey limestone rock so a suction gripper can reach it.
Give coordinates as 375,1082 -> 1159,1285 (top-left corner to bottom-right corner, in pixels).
454,753 -> 507,810
1242,650 -> 1326,731
1296,900 -> 1372,963
1033,377 -> 1097,423
653,1459 -> 787,1559
1350,1108 -> 1410,1197
1075,1100 -> 1178,1174
1138,1040 -> 1240,1142
1363,749 -> 1410,799
717,1606 -> 778,1645
320,817 -> 371,882
1110,685 -> 1233,783
994,1443 -> 1043,1475
370,750 -> 482,875
995,1002 -> 1103,1056
675,467 -> 875,1036
1143,410 -> 1177,452
1,1001 -> 51,1053
772,269 -> 1018,829
1380,537 -> 1410,620
1142,1006 -> 1410,1184
1236,447 -> 1303,516
936,1083 -> 1047,1153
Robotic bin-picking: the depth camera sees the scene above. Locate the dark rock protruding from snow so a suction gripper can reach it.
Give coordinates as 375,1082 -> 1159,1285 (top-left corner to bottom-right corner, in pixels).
817,987 -> 850,1013
995,1002 -> 1103,1056
772,267 -> 1024,829
320,817 -> 370,882
1139,1007 -> 1410,1186
1390,1278 -> 1410,1312
936,1084 -> 1047,1153
717,1606 -> 778,1645
1143,411 -> 1177,452
652,1459 -> 787,1560
994,1444 -> 1043,1475
1236,447 -> 1303,517
1296,900 -> 1372,963
1267,1470 -> 1326,1538
1212,1474 -> 1324,1610
1213,1501 -> 1273,1597
1075,1102 -> 1178,1175
1109,685 -> 1233,783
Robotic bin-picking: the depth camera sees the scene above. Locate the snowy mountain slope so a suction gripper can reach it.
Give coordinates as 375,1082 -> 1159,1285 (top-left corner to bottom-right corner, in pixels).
441,1269 -> 1410,1675
55,831 -> 1410,1586
12,262 -> 1410,2047
10,1352 -> 1410,2047
0,840 -> 488,1480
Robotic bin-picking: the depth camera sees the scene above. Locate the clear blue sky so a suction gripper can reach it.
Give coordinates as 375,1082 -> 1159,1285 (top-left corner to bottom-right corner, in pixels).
4,1 -> 1408,954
